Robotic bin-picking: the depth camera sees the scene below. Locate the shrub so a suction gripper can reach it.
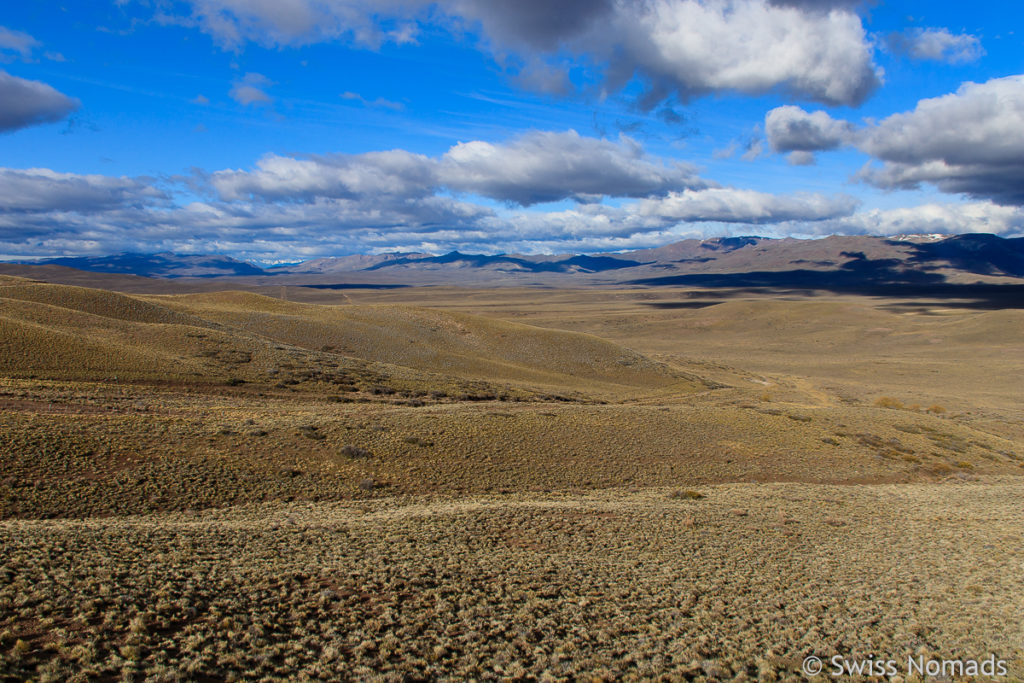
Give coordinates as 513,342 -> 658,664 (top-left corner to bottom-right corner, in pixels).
341,445 -> 371,459
298,425 -> 325,440
668,489 -> 705,500
874,396 -> 903,409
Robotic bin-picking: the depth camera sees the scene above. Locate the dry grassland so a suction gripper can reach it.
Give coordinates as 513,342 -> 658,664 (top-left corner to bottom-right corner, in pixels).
1,274 -> 1022,679
2,482 -> 1022,680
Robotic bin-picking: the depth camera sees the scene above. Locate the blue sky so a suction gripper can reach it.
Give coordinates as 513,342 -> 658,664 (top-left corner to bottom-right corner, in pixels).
1,1 -> 1022,263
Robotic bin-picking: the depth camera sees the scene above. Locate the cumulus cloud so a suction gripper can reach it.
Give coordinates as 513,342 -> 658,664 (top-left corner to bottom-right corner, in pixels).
210,150 -> 435,202
229,72 -> 273,106
888,27 -> 984,64
0,71 -> 79,133
438,130 -> 708,204
799,202 -> 1024,237
635,188 -> 857,223
0,168 -> 165,212
604,0 -> 879,105
857,75 -> 1024,205
765,105 -> 856,153
0,160 -> 863,261
211,131 -> 709,206
167,0 -> 881,107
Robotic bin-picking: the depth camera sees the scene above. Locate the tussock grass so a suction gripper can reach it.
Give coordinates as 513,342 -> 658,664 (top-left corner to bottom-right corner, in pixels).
1,482 -> 1022,680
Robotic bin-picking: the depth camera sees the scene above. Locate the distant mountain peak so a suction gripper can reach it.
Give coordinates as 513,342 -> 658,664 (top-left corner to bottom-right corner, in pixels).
28,252 -> 265,278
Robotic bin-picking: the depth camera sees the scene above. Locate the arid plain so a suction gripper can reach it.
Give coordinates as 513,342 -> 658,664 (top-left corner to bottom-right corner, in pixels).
1,272 -> 1022,680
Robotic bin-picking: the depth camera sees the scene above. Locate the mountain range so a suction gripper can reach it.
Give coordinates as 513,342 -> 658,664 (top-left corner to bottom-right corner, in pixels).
8,234 -> 1024,287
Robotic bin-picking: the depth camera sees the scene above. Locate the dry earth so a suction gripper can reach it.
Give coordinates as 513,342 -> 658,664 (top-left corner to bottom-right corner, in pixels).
1,273 -> 1022,680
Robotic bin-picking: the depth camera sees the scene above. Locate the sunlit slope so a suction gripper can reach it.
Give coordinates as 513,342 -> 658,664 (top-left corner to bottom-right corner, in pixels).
0,283 -> 697,396
0,283 -> 209,326
0,284 -> 407,385
152,291 -> 693,391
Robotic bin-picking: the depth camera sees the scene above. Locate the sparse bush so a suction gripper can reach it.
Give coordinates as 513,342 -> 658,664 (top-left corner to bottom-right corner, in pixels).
874,396 -> 903,409
668,489 -> 705,500
298,425 -> 325,440
341,445 -> 371,459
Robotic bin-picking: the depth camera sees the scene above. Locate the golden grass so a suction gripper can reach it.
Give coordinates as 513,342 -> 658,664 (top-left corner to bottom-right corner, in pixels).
1,481 -> 1022,680
1,279 -> 1022,678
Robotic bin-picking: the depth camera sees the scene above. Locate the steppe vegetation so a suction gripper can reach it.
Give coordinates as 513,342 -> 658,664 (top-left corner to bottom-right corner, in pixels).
1,274 -> 1022,679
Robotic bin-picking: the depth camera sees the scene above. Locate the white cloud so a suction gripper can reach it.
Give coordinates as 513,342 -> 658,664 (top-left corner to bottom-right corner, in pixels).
0,156 -> 864,260
211,130 -> 710,206
605,0 -> 879,105
210,150 -> 435,201
0,26 -> 39,59
229,72 -> 273,106
800,202 -> 1024,237
765,105 -> 856,152
889,27 -> 984,64
180,0 -> 423,49
635,188 -> 857,224
340,91 -> 404,111
438,130 -> 709,205
166,0 -> 882,107
760,76 -> 1024,206
0,71 -> 79,133
858,75 -> 1024,205
787,151 -> 816,166
0,168 -> 164,212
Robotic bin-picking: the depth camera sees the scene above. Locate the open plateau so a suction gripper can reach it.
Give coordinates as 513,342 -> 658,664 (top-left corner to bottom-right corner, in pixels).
1,235 -> 1022,681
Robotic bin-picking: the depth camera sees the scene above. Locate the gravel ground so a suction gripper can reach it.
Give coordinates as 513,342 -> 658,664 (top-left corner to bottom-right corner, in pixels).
2,479 -> 1022,681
